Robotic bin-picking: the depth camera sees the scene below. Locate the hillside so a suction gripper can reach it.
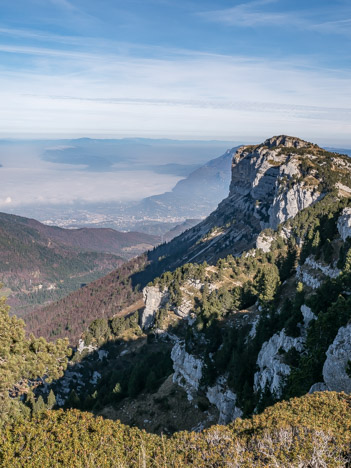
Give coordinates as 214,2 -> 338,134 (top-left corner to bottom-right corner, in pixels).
28,135 -> 351,345
0,212 -> 158,316
163,218 -> 201,242
24,255 -> 148,342
0,212 -> 159,257
48,191 -> 351,433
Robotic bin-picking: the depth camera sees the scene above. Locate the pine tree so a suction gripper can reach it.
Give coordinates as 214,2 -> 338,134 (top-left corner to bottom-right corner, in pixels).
33,395 -> 46,415
47,389 -> 56,409
65,390 -> 80,409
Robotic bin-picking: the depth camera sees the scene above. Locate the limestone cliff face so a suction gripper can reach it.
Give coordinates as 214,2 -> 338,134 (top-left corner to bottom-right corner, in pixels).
171,342 -> 203,401
171,342 -> 243,423
254,330 -> 304,398
157,135 -> 328,267
141,286 -> 169,330
323,324 -> 351,393
228,136 -> 320,231
337,207 -> 351,241
297,255 -> 341,290
206,377 -> 242,424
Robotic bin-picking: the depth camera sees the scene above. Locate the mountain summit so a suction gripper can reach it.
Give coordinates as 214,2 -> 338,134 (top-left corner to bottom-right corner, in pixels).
147,135 -> 350,269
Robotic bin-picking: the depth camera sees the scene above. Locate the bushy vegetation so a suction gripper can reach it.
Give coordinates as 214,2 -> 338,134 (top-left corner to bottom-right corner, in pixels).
1,392 -> 351,467
0,296 -> 71,425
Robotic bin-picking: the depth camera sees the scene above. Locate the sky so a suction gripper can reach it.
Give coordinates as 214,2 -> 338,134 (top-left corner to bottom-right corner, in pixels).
0,0 -> 351,144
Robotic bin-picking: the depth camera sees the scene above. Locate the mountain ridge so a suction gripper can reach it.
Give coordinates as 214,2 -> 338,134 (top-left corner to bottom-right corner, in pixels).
26,135 -> 351,344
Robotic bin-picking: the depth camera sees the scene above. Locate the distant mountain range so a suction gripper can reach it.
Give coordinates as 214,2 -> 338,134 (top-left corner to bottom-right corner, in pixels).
127,147 -> 239,220
0,212 -> 159,316
40,137 -> 237,174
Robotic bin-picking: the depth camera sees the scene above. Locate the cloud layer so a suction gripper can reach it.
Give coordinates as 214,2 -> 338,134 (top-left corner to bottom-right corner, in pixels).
0,1 -> 350,144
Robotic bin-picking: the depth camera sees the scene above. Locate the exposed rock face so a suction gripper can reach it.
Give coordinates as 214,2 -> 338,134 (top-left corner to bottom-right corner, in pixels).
256,232 -> 274,253
304,256 -> 340,279
296,266 -> 321,289
268,185 -> 321,228
77,339 -> 97,354
173,298 -> 193,318
323,323 -> 351,393
254,330 -> 304,397
337,207 -> 351,241
206,376 -> 242,424
301,304 -> 316,328
264,135 -> 312,149
229,137 -> 320,231
171,342 -> 203,401
309,382 -> 328,394
297,255 -> 341,289
141,286 -> 169,330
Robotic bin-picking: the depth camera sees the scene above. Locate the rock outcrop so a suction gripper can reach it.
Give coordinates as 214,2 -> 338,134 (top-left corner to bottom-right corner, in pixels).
301,304 -> 316,328
172,297 -> 193,318
254,330 -> 304,397
309,382 -> 328,394
323,323 -> 351,393
268,185 -> 321,228
206,376 -> 242,424
141,286 -> 169,330
256,232 -> 274,253
337,207 -> 351,241
297,255 -> 341,289
171,342 -> 203,401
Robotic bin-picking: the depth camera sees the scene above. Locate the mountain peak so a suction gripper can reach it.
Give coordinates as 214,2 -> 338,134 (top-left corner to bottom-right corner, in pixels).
262,134 -> 314,149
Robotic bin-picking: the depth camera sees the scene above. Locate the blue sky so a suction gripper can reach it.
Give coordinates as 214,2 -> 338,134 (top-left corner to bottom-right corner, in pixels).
1,0 -> 351,144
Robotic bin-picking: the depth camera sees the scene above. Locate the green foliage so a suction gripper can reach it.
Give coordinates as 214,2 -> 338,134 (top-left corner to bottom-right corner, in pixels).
47,390 -> 56,409
0,298 -> 71,424
254,264 -> 281,305
82,311 -> 140,347
2,392 -> 351,467
0,296 -> 71,424
284,272 -> 351,398
88,318 -> 109,341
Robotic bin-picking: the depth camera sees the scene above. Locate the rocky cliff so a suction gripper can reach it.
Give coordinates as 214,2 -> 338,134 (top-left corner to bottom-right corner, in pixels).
151,135 -> 350,269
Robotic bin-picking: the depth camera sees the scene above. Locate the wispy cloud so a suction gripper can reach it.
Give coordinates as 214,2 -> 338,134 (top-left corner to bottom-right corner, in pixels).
0,47 -> 350,143
198,0 -> 298,28
198,0 -> 351,36
0,20 -> 350,144
49,0 -> 76,11
311,17 -> 351,37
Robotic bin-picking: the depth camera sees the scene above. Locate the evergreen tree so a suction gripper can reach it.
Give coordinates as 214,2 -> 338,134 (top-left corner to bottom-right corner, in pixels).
33,395 -> 46,415
47,389 -> 56,409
